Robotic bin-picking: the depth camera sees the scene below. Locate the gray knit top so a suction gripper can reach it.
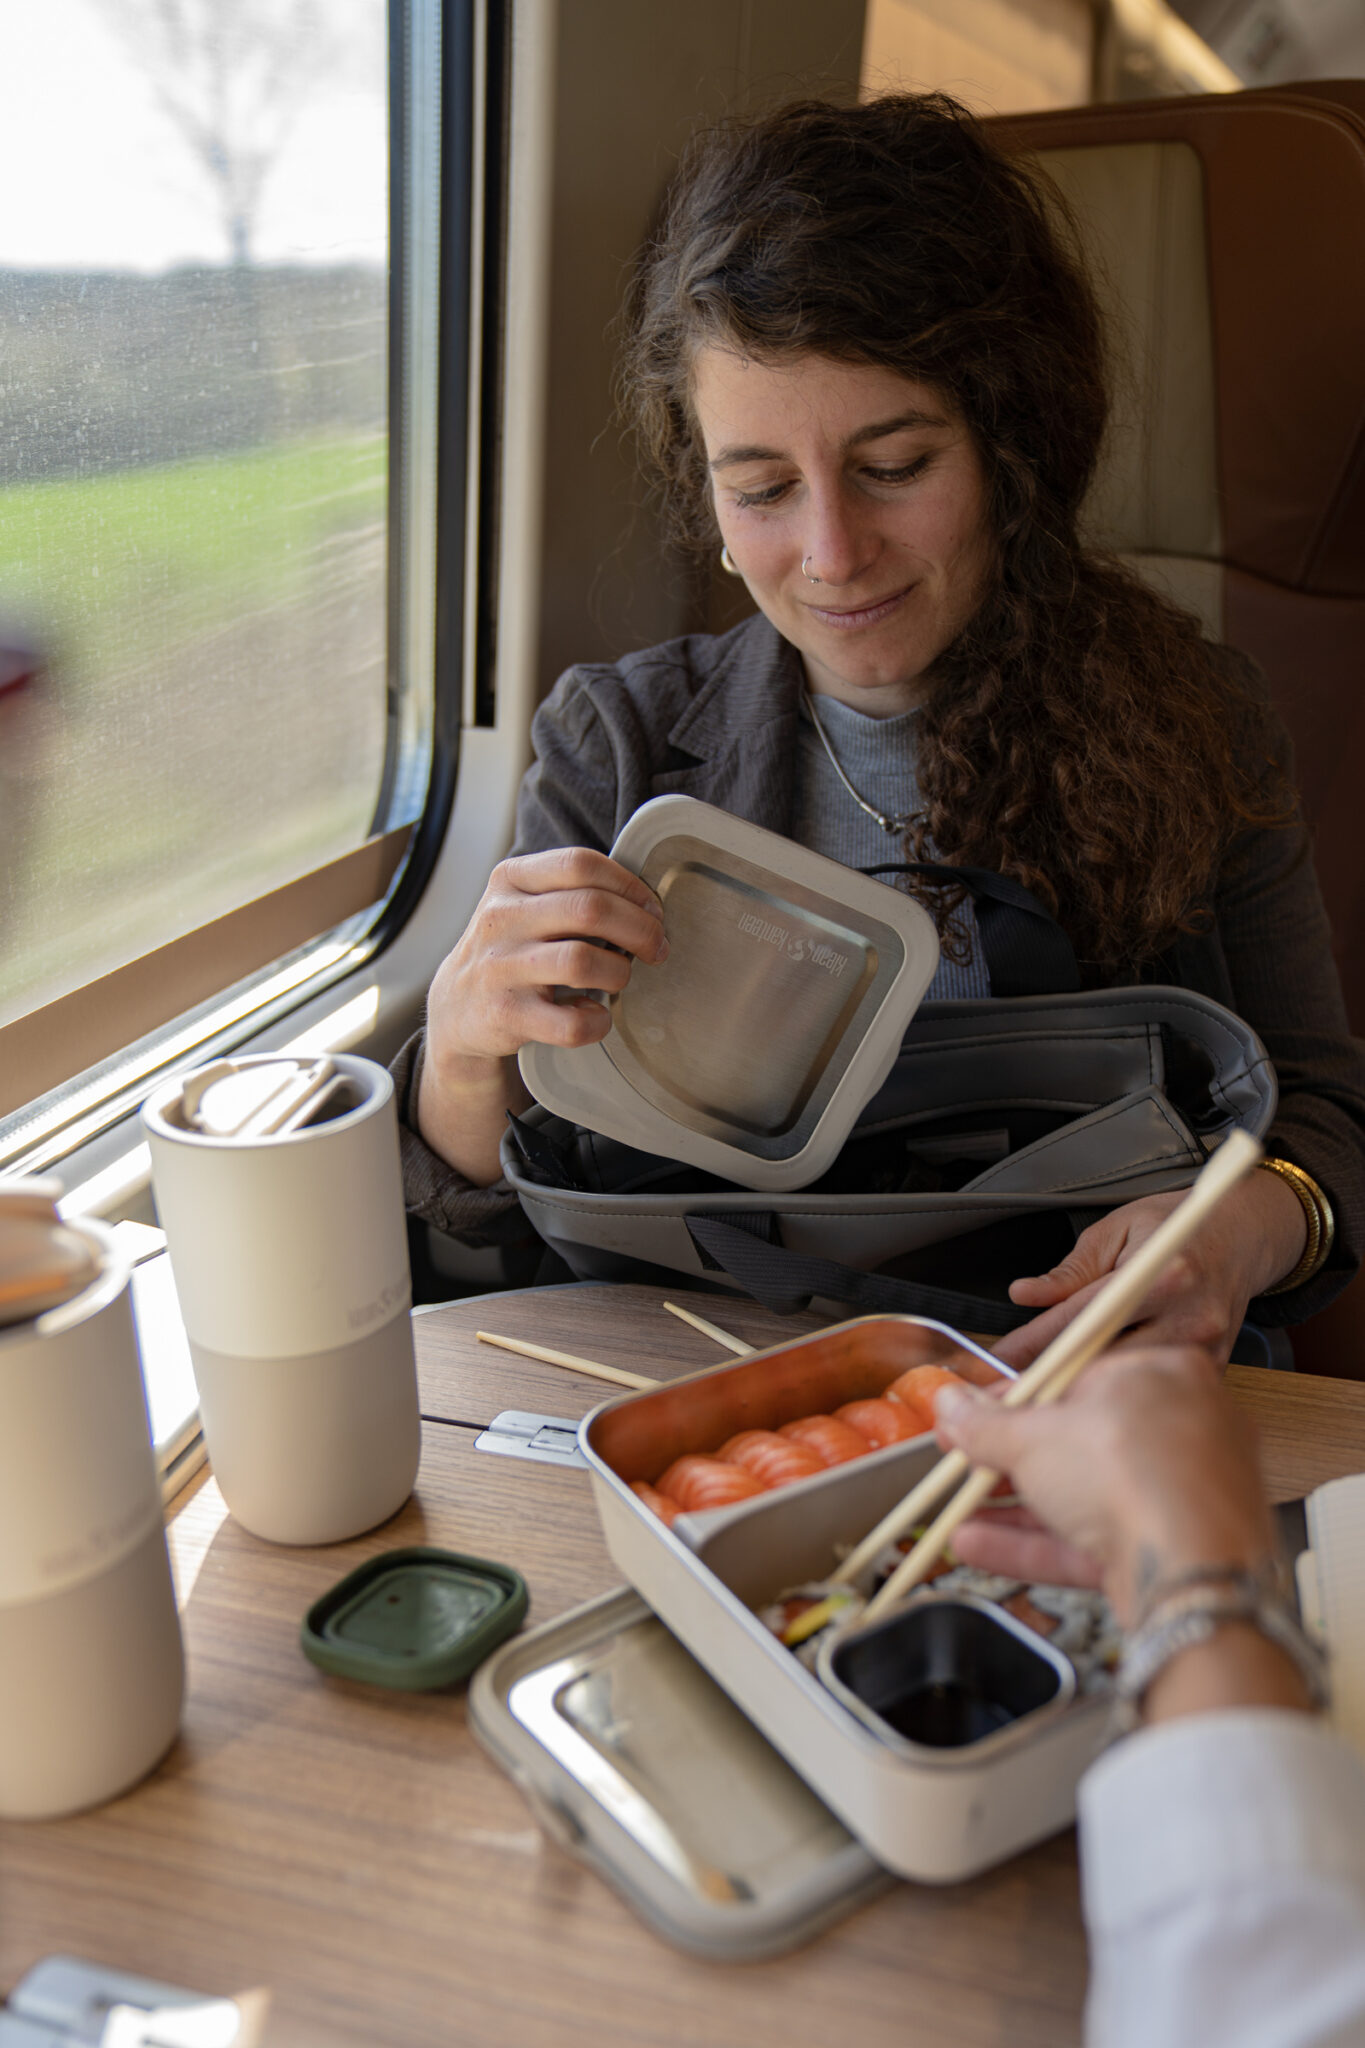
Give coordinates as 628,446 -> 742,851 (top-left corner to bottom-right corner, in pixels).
793,692 -> 989,1000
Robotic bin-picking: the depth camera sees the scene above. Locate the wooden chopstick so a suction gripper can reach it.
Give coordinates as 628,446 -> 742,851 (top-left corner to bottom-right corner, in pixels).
662,1300 -> 754,1355
475,1330 -> 659,1392
855,1129 -> 1264,1622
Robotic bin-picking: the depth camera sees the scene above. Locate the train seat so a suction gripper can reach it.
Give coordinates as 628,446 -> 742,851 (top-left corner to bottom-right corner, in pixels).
989,86 -> 1365,1374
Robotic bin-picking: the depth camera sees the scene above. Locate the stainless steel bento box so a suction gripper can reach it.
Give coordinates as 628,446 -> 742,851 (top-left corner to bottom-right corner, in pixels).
579,1316 -> 1112,1883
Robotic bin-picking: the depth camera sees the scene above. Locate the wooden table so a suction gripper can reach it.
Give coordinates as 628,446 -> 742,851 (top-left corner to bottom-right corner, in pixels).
4,1287 -> 1364,2048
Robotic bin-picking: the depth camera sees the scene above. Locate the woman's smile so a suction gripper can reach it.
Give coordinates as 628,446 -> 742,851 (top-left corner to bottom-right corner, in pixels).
804,584 -> 916,630
693,349 -> 994,716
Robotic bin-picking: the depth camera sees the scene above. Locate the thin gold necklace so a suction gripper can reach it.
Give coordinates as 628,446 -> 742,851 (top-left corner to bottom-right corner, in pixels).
802,689 -> 917,836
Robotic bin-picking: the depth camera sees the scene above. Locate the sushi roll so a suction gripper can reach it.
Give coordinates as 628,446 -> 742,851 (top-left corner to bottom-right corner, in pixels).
757,1581 -> 867,1666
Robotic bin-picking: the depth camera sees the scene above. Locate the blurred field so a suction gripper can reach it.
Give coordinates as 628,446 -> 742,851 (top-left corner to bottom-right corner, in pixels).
0,429 -> 389,1025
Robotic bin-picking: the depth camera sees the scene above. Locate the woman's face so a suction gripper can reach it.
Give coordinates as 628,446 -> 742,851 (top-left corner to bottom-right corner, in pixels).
692,349 -> 994,716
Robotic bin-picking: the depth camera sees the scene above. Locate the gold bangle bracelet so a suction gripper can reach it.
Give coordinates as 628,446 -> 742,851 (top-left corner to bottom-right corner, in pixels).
1258,1157 -> 1336,1294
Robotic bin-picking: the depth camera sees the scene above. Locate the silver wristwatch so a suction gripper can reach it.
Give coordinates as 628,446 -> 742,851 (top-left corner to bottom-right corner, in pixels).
1113,1564 -> 1330,1735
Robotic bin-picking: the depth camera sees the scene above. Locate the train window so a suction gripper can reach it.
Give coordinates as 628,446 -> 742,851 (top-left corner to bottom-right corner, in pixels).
0,0 -> 458,1170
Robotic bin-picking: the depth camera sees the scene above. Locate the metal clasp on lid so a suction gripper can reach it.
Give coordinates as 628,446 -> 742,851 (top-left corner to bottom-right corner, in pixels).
474,1409 -> 587,1468
1,1955 -> 261,2046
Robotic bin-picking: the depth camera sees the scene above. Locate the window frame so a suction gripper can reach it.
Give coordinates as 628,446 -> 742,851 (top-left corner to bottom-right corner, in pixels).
0,0 -> 481,1177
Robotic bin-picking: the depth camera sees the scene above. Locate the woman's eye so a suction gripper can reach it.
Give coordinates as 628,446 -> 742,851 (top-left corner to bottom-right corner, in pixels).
866,454 -> 932,485
730,479 -> 792,509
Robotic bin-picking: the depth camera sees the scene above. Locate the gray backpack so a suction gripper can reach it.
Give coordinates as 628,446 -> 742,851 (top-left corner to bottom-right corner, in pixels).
502,982 -> 1276,1338
500,796 -> 1277,1339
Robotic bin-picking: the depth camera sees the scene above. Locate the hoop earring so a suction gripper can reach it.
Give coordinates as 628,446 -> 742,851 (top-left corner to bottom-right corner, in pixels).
720,545 -> 742,577
802,556 -> 821,585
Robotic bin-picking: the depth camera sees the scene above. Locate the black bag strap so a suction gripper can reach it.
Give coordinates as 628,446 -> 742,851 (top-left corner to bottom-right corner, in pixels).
685,1213 -> 1033,1337
862,860 -> 1081,999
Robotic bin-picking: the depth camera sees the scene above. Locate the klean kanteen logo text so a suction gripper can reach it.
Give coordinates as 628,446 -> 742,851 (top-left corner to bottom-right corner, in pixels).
736,911 -> 847,979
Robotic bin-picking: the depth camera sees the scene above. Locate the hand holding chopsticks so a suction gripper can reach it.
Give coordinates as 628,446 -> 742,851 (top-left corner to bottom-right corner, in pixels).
852,1130 -> 1264,1625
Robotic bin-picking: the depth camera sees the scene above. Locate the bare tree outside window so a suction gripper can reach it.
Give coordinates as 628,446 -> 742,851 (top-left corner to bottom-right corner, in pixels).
94,0 -> 346,266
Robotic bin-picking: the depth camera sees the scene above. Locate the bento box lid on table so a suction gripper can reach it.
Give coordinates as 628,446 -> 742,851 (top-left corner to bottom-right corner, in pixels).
519,796 -> 940,1191
469,1587 -> 890,1959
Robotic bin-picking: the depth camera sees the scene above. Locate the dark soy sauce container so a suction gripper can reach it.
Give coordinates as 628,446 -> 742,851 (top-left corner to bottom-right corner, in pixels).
821,1595 -> 1075,1755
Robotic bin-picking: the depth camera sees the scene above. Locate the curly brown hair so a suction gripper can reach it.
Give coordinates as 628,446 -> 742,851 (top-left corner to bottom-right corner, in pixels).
619,92 -> 1292,975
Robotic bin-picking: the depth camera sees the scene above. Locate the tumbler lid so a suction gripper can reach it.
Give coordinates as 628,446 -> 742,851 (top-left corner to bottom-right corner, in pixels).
519,796 -> 940,1192
301,1547 -> 528,1690
0,1180 -> 100,1327
180,1055 -> 351,1138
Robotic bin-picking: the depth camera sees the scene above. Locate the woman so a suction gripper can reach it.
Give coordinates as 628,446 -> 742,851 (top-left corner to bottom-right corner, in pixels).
397,92 -> 1365,1362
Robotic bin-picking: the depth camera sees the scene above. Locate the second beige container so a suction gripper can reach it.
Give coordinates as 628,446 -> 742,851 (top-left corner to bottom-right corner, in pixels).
143,1054 -> 420,1546
0,1222 -> 183,1819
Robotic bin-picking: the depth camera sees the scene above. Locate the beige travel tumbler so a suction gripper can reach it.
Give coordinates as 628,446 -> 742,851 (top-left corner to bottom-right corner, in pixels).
142,1053 -> 420,1546
0,1213 -> 183,1820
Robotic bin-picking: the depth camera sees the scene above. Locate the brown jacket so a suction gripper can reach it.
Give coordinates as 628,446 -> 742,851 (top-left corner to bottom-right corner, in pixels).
394,613 -> 1365,1322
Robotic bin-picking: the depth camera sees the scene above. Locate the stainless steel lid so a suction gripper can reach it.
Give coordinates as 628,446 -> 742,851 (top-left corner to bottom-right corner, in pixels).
520,797 -> 940,1190
469,1587 -> 890,1958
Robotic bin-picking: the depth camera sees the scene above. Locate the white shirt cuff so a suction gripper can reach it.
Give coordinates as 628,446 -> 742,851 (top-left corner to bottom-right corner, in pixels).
1081,1708 -> 1365,1934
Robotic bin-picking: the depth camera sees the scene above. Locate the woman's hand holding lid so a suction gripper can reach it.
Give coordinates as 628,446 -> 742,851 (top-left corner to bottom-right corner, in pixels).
417,847 -> 668,1187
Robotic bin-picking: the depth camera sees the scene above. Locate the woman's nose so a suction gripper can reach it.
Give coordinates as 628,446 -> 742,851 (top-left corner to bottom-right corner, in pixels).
799,487 -> 875,587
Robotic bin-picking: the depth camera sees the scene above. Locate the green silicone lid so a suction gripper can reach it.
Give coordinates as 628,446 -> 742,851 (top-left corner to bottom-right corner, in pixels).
301,1547 -> 528,1690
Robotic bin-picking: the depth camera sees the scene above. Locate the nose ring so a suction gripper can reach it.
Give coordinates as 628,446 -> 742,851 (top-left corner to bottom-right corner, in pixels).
802,556 -> 821,585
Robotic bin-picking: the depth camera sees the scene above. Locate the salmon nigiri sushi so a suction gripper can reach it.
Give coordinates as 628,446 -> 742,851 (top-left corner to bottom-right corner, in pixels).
630,1479 -> 684,1527
885,1364 -> 964,1431
778,1413 -> 872,1467
656,1454 -> 765,1513
718,1429 -> 827,1490
834,1397 -> 922,1449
